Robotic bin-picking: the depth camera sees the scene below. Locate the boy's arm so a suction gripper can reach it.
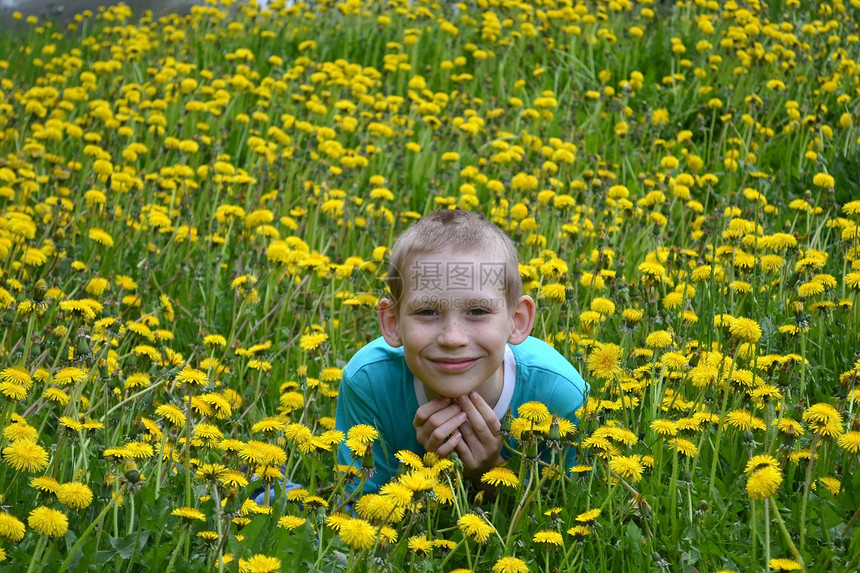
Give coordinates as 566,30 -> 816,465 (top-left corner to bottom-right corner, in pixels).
335,373 -> 395,495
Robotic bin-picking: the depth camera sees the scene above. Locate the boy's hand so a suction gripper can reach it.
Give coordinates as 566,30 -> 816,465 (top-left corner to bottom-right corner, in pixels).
413,397 -> 468,457
452,392 -> 504,481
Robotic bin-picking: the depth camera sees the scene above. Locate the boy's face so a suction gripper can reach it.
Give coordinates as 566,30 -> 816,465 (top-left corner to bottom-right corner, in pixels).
378,250 -> 534,406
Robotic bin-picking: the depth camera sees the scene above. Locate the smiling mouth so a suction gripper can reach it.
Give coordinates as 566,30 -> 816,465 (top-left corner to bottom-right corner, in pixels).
430,358 -> 478,372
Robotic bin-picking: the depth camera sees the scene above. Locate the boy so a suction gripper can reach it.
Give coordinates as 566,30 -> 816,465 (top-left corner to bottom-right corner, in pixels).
335,209 -> 588,494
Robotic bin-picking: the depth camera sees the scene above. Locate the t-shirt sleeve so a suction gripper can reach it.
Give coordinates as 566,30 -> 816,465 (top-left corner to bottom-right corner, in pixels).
335,368 -> 397,495
558,369 -> 589,471
550,368 -> 589,423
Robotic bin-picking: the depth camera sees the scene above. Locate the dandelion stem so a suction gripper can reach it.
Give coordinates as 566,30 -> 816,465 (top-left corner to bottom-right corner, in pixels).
669,448 -> 679,548
504,459 -> 538,551
750,495 -> 758,566
154,430 -> 169,501
58,493 -> 121,573
165,526 -> 189,573
709,349 -> 740,492
840,503 -> 860,538
769,497 -> 803,566
437,539 -> 465,570
764,497 -> 771,573
799,434 -> 818,553
25,534 -> 47,573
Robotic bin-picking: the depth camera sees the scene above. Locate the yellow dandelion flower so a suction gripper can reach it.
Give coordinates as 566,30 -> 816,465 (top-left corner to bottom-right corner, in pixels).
645,330 -> 674,349
175,366 -> 207,386
238,554 -> 281,573
481,467 -> 520,488
3,440 -> 49,472
56,481 -> 93,509
1,366 -> 33,387
492,556 -> 529,573
204,334 -> 227,348
608,455 -> 644,482
518,401 -> 550,424
668,438 -> 698,457
457,513 -> 495,543
567,525 -> 592,538
338,518 -> 377,549
729,317 -> 762,343
395,450 -> 425,469
744,454 -> 779,475
533,529 -> 563,549
299,333 -> 328,351
88,227 -> 114,247
650,419 -> 678,437
837,431 -> 860,454
819,476 -> 841,495
802,403 -> 842,426
31,475 -> 59,494
28,506 -> 68,537
172,507 -> 206,522
347,424 -> 379,445
540,283 -> 567,303
155,404 -> 186,427
587,343 -> 622,380
407,535 -> 433,555
0,383 -> 28,401
54,367 -> 86,385
575,508 -> 601,523
0,512 -> 26,541
811,173 -> 835,188
769,558 -> 802,571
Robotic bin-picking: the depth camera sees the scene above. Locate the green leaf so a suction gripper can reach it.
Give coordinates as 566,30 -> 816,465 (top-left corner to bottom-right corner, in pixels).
109,531 -> 151,560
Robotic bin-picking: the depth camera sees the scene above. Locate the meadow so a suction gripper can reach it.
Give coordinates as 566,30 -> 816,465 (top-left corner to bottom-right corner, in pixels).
0,0 -> 859,571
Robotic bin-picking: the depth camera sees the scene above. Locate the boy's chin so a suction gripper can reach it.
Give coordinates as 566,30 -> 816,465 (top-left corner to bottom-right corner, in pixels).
426,387 -> 471,401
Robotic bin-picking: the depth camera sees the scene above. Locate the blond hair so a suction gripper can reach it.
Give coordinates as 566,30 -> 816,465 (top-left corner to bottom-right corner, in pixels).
386,209 -> 522,312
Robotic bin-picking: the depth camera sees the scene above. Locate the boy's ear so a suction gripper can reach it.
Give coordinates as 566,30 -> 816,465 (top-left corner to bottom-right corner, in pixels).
507,295 -> 536,345
377,298 -> 403,347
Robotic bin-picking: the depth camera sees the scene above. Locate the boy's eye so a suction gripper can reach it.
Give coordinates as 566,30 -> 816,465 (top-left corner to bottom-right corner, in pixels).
415,308 -> 438,317
468,307 -> 491,316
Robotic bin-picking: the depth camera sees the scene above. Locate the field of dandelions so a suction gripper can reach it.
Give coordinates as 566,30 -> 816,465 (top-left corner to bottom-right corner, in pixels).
0,0 -> 859,571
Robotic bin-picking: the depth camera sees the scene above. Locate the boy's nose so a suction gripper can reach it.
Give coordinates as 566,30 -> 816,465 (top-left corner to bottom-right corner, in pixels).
437,315 -> 467,347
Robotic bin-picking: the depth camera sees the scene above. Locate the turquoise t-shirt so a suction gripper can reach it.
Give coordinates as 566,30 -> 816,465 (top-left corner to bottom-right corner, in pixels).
335,336 -> 589,494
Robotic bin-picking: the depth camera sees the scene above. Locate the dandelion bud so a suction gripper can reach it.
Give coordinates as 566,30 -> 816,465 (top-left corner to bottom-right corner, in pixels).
33,279 -> 47,302
361,449 -> 375,474
499,408 -> 513,436
743,430 -> 755,445
76,334 -> 91,357
652,552 -> 669,568
124,469 -> 141,484
546,417 -> 563,451
524,440 -> 539,460
449,452 -> 464,473
548,417 -> 561,441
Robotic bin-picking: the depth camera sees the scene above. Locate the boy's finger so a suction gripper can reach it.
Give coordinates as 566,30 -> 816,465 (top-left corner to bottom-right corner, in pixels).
422,411 -> 467,451
453,439 -> 474,468
413,399 -> 456,426
414,397 -> 451,418
469,392 -> 501,431
436,431 -> 462,457
456,394 -> 500,440
424,404 -> 464,431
